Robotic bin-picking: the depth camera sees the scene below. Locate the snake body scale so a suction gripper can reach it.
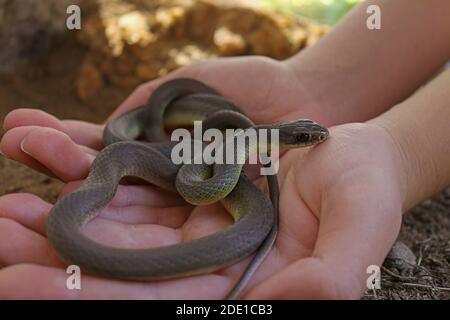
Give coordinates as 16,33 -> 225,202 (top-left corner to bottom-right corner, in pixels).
46,78 -> 329,299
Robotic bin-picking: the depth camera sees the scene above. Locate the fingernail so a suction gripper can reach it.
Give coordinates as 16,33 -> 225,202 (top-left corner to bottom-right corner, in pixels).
20,138 -> 33,156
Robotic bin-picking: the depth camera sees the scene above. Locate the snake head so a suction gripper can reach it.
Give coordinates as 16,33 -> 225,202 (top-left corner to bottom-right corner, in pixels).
275,119 -> 329,147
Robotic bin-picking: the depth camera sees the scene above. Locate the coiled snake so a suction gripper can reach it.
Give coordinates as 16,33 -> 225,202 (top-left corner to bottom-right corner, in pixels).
46,78 -> 329,299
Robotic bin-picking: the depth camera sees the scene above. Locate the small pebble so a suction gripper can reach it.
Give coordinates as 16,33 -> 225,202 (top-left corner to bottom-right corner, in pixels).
384,241 -> 417,271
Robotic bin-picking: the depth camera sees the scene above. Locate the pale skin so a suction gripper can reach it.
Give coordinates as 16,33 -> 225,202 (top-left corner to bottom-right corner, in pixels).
0,0 -> 450,299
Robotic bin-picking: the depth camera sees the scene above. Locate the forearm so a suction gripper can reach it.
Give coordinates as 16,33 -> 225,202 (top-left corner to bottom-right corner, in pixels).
370,68 -> 450,212
285,0 -> 450,124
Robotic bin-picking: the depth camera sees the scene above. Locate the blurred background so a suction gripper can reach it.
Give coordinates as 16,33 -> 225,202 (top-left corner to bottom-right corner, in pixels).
0,0 -> 448,300
258,0 -> 361,25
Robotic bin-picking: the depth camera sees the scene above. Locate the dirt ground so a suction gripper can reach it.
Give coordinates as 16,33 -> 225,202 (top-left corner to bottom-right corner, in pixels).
0,1 -> 448,300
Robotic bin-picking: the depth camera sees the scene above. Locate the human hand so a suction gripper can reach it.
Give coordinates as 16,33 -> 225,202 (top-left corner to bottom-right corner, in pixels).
0,120 -> 404,299
0,55 -> 333,298
0,55 -> 331,180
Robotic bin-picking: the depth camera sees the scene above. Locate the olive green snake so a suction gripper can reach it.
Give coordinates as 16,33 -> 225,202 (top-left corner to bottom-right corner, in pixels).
46,78 -> 329,299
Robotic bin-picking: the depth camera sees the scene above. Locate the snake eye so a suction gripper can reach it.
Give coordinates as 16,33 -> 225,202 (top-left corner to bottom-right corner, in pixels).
296,133 -> 310,143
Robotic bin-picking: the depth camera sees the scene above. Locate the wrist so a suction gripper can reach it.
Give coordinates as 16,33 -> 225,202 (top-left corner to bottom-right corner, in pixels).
367,118 -> 411,212
368,102 -> 445,212
370,69 -> 450,212
282,53 -> 370,126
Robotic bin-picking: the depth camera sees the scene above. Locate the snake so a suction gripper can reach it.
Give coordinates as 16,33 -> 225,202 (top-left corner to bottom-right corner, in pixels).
46,78 -> 329,299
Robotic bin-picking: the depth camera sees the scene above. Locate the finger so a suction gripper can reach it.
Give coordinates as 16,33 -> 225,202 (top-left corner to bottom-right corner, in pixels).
0,218 -> 63,267
0,196 -> 192,266
81,205 -> 231,253
247,177 -> 402,299
0,188 -> 190,234
0,193 -> 213,264
0,193 -> 50,235
3,108 -> 103,149
1,126 -> 95,181
100,205 -> 191,227
60,182 -> 186,208
1,127 -> 58,177
175,204 -> 247,281
61,120 -> 104,150
181,204 -> 232,239
107,185 -> 186,208
0,264 -> 229,299
59,182 -> 191,225
83,204 -> 226,249
82,217 -> 182,249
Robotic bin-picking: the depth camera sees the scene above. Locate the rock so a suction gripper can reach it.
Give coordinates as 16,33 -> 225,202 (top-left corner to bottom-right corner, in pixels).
384,241 -> 417,271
